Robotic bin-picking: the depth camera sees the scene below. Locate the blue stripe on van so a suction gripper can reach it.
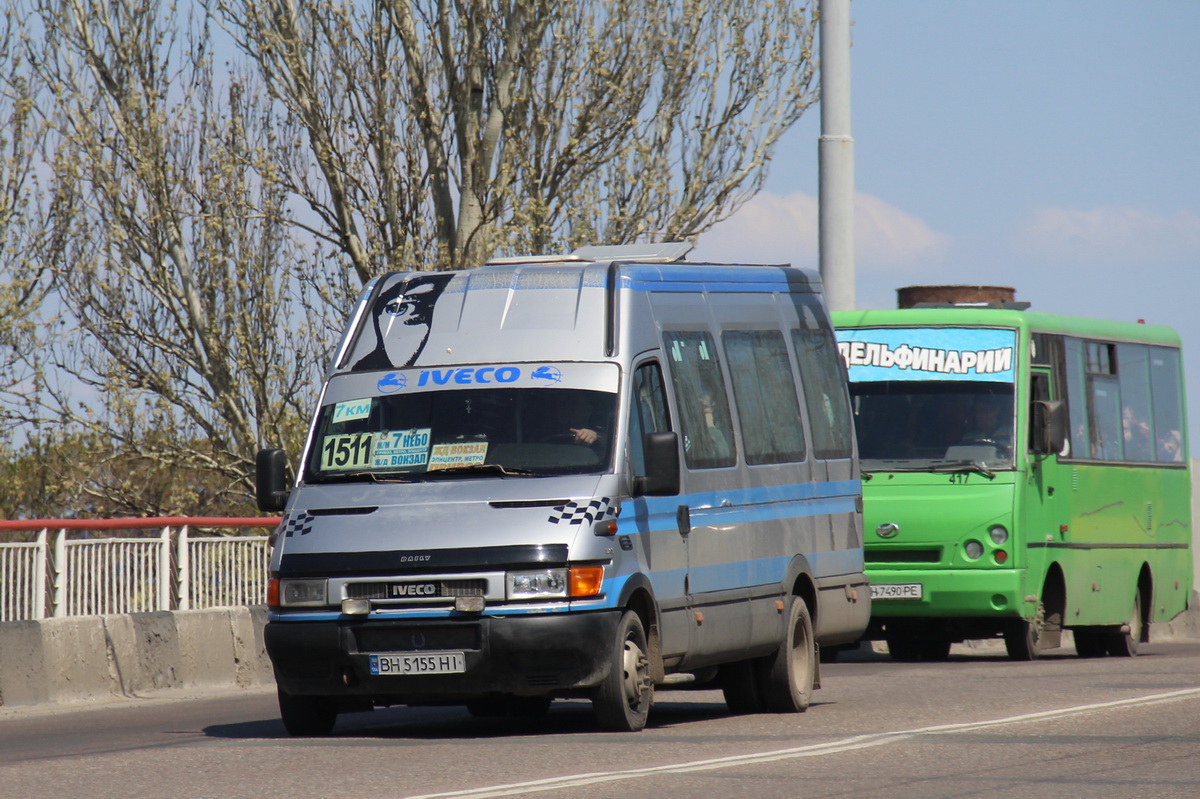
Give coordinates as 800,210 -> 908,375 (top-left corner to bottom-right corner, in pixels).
626,479 -> 861,533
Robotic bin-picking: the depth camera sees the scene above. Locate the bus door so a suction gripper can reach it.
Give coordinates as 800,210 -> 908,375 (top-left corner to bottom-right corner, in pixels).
1024,367 -> 1064,645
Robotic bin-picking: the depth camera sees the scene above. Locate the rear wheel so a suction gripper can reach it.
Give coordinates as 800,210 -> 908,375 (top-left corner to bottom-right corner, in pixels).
467,695 -> 553,718
277,689 -> 338,737
592,610 -> 653,732
1107,591 -> 1144,657
887,636 -> 951,662
1073,628 -> 1109,658
756,597 -> 815,713
720,660 -> 763,715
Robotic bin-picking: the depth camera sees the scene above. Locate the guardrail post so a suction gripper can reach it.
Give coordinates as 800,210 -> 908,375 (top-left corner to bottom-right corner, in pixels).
177,525 -> 191,611
52,527 -> 67,617
159,526 -> 173,611
34,528 -> 48,619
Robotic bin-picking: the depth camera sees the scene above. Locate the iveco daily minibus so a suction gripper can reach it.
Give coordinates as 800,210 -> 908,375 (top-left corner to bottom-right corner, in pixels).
257,243 -> 868,734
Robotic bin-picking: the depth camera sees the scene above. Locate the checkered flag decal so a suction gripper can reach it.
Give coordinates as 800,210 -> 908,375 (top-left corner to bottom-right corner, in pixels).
282,511 -> 316,538
548,498 -> 617,526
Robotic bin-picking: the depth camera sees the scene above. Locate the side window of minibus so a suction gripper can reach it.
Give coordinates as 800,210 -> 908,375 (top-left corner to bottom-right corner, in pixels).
791,325 -> 854,459
629,362 -> 671,477
662,331 -> 737,469
723,329 -> 806,464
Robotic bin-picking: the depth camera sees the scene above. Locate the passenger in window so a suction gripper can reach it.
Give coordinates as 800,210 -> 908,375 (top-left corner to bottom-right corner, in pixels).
1122,406 -> 1153,461
687,391 -> 733,462
1158,429 -> 1184,462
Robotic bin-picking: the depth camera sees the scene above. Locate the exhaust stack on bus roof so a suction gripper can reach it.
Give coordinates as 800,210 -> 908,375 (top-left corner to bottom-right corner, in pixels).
897,285 -> 1029,311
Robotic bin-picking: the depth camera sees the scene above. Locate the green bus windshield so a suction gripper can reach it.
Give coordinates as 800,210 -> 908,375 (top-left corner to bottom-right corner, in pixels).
849,381 -> 1014,470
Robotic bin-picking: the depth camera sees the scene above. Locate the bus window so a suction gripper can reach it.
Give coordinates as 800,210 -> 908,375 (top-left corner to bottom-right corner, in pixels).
1063,338 -> 1090,460
1150,347 -> 1186,462
1117,344 -> 1154,462
663,331 -> 736,469
848,382 -> 1014,467
793,326 -> 854,459
628,362 -> 671,477
1086,342 -> 1123,461
724,330 -> 806,464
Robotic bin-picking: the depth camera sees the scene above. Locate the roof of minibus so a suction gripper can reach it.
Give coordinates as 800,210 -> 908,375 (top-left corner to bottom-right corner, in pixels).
832,307 -> 1182,349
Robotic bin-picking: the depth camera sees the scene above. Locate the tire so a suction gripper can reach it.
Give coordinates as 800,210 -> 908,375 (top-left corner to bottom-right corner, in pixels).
1004,602 -> 1045,661
468,695 -> 553,717
1073,628 -> 1109,658
756,597 -> 815,713
277,688 -> 338,737
592,610 -> 653,732
720,660 -> 763,715
1107,591 -> 1143,657
887,636 -> 950,662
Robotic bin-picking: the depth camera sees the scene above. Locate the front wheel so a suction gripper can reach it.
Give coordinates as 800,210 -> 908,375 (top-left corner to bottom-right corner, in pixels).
592,610 -> 653,732
277,688 -> 338,737
756,597 -> 816,713
1004,602 -> 1046,661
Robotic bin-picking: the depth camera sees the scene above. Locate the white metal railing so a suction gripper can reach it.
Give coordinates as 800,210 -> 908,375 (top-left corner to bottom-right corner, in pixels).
0,517 -> 280,622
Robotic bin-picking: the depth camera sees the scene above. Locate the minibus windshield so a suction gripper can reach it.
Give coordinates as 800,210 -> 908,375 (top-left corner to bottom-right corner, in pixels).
306,387 -> 617,482
849,382 -> 1015,471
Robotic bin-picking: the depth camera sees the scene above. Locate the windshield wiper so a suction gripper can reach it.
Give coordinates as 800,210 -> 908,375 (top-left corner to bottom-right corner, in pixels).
422,463 -> 538,478
318,471 -> 417,484
928,460 -> 995,479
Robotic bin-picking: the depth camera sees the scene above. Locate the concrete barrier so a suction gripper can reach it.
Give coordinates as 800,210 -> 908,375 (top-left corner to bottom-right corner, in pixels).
0,606 -> 274,708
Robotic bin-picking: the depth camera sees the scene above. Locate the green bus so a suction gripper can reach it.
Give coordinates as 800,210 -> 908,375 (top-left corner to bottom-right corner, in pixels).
833,304 -> 1192,660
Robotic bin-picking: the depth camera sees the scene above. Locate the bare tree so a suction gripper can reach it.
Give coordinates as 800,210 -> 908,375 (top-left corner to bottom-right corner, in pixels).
8,0 -> 339,515
0,0 -> 819,517
217,0 -> 818,275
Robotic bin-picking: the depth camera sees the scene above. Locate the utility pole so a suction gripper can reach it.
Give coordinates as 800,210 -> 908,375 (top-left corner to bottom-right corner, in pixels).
818,0 -> 856,311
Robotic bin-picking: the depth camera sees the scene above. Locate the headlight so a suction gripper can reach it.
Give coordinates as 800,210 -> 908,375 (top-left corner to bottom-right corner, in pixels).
964,540 -> 984,559
989,525 -> 1009,545
507,569 -> 568,599
279,578 -> 328,607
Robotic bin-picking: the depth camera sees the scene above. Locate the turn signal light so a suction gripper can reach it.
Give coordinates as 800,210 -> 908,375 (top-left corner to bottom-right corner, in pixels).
569,565 -> 605,597
267,577 -> 280,608
994,549 -> 1009,565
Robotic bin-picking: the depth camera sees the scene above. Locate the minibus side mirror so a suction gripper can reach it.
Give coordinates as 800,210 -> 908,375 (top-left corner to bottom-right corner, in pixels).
636,431 -> 681,496
256,447 -> 291,513
1030,400 -> 1066,456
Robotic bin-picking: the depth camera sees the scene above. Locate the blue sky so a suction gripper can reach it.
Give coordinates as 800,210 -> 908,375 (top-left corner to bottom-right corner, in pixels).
694,0 -> 1200,449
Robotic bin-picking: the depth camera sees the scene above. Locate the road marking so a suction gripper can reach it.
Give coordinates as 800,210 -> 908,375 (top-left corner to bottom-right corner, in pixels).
402,688 -> 1200,798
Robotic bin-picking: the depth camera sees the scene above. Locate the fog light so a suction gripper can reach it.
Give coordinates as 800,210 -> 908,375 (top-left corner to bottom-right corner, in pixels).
455,596 -> 485,613
964,540 -> 984,559
342,598 -> 370,615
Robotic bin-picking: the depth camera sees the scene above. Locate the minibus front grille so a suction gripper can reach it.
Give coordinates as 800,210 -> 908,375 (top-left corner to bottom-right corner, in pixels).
345,579 -> 488,600
865,548 -> 942,564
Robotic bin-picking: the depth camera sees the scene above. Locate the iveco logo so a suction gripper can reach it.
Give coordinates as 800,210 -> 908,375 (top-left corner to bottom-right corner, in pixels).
388,582 -> 438,598
876,522 -> 900,539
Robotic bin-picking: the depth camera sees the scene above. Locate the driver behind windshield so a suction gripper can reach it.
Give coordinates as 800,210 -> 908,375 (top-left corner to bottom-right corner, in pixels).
960,395 -> 1012,449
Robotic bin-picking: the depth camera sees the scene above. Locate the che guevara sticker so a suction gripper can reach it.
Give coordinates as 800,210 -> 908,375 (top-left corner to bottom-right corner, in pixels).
835,327 -> 1017,383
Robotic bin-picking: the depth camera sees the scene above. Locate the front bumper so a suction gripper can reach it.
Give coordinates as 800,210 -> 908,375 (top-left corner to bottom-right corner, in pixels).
266,610 -> 620,702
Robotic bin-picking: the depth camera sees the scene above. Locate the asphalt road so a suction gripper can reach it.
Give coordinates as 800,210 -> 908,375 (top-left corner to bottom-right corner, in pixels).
3,641 -> 1200,799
